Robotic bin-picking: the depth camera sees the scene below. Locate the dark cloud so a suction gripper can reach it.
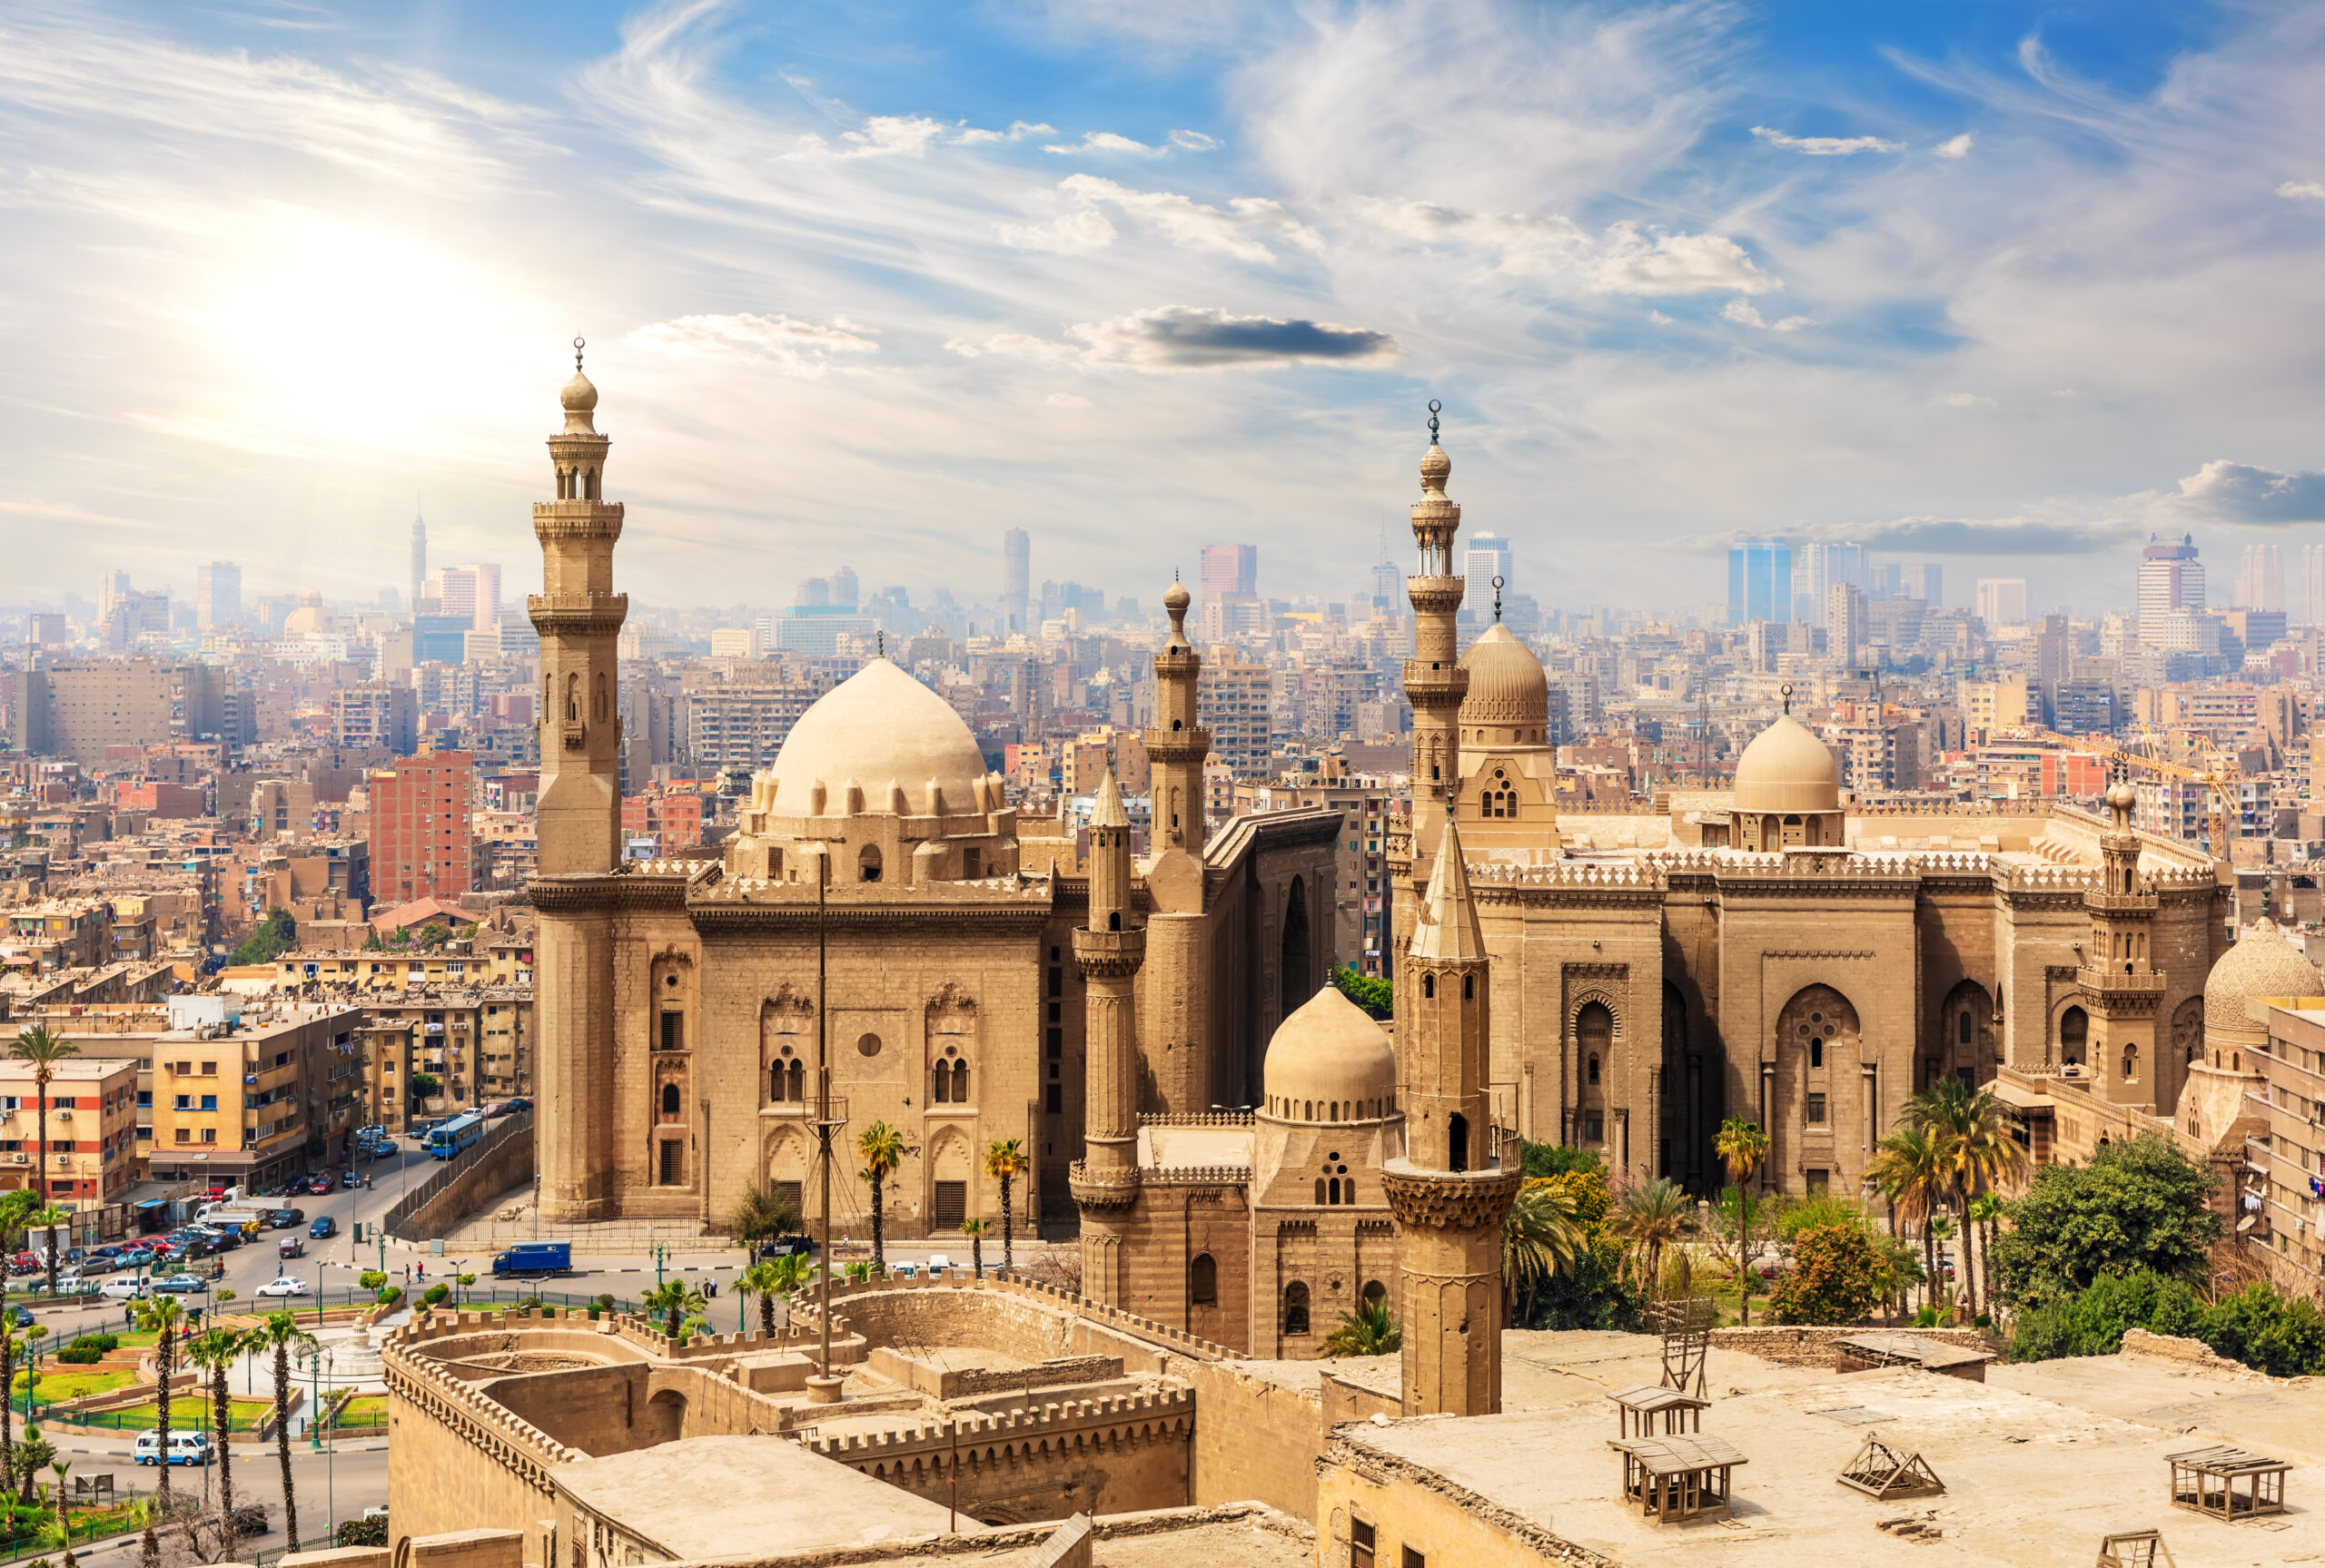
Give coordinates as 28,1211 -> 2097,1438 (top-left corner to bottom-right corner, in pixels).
1072,306 -> 1399,369
2162,460 -> 2325,524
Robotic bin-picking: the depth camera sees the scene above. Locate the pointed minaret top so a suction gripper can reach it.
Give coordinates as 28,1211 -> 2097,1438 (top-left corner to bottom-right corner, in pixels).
1091,767 -> 1130,829
1162,572 -> 1192,651
1420,399 -> 1450,493
559,336 -> 599,435
1410,811 -> 1485,962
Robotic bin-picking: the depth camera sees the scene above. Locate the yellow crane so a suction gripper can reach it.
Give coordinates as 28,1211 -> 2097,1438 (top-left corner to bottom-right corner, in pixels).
2032,728 -> 2235,860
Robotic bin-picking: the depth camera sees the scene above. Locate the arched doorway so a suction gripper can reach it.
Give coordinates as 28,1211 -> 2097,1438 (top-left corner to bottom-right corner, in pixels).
1934,980 -> 1992,1091
1775,984 -> 1862,1195
1574,1001 -> 1613,1149
1281,876 -> 1314,1017
2059,1005 -> 2089,1071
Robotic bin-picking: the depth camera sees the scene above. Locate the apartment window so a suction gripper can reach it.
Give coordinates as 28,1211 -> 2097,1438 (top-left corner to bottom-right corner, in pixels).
1401,1550 -> 1426,1568
201,1129 -> 216,1144
200,1096 -> 217,1111
173,1096 -> 190,1111
200,1062 -> 216,1077
174,1129 -> 190,1144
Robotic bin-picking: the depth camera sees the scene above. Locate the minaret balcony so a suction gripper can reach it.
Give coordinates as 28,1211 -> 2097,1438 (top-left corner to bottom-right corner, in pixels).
2076,965 -> 2167,997
529,593 -> 629,637
1403,660 -> 1469,705
1143,726 -> 1211,764
2083,891 -> 2158,914
1072,926 -> 1147,978
1408,577 -> 1464,616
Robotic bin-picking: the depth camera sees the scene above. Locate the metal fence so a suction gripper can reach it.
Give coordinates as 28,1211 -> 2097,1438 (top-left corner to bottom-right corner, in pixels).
381,1109 -> 534,1239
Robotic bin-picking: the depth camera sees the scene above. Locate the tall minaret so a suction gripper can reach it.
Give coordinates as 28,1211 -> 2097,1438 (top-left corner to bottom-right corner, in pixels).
1384,809 -> 1519,1416
1141,576 -> 1214,1112
530,339 -> 628,1223
1404,402 -> 1468,838
532,338 -> 627,875
1070,770 -> 1145,1303
2077,771 -> 2163,1109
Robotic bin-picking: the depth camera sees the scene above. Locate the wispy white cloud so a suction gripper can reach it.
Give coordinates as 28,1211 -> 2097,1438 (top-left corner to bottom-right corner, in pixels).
1722,298 -> 1813,331
1008,174 -> 1321,262
1933,133 -> 1974,159
2278,180 -> 2325,201
2157,459 -> 2325,523
1168,129 -> 1220,151
1751,125 -> 1902,155
1597,223 -> 1779,296
628,312 -> 878,376
997,208 -> 1120,253
1042,131 -> 1162,156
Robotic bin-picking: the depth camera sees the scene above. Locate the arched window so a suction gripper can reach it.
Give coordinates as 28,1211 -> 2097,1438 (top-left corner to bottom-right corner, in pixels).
1587,1054 -> 1600,1085
1329,1177 -> 1342,1205
1958,1011 -> 1974,1044
1462,974 -> 1474,1001
659,1082 -> 681,1119
594,672 -> 608,723
787,1060 -> 805,1101
1362,1279 -> 1386,1308
1283,1281 -> 1311,1336
1449,1113 -> 1469,1173
858,844 -> 883,883
2122,1045 -> 2139,1083
2060,1006 -> 2089,1067
565,674 -> 579,722
952,1060 -> 970,1102
1315,1178 -> 1328,1205
933,1064 -> 950,1103
1423,975 -> 1435,1000
1809,1036 -> 1824,1070
1108,910 -> 1121,932
1190,1253 -> 1217,1306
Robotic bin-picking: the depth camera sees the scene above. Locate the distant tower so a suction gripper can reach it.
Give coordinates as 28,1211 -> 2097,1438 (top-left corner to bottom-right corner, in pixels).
410,512 -> 428,615
1071,770 -> 1145,1301
1142,577 -> 1215,1112
1405,402 -> 1469,834
2076,773 -> 2164,1111
1384,811 -> 1518,1416
1003,528 -> 1030,634
530,338 -> 628,1223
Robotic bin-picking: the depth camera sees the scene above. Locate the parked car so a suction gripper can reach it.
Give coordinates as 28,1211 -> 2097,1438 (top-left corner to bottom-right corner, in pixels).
309,1216 -> 337,1239
117,1247 -> 156,1267
153,1274 -> 208,1294
307,1174 -> 333,1196
503,1097 -> 532,1114
99,1277 -> 148,1301
134,1431 -> 213,1466
341,1169 -> 360,1188
254,1276 -> 310,1298
269,1209 -> 300,1229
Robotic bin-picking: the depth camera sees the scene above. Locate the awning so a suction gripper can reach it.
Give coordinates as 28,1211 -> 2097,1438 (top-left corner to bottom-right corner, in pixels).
1989,1078 -> 2053,1110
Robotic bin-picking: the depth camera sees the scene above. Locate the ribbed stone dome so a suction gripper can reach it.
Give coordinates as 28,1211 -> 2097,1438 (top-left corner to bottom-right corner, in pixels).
766,659 -> 991,819
1732,713 -> 1840,814
1459,625 -> 1548,728
1262,987 -> 1396,1121
2204,922 -> 2323,1031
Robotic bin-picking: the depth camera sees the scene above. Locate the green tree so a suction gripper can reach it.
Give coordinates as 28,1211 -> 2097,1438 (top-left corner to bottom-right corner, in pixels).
1967,1192 -> 2006,1319
408,1072 -> 441,1100
130,1297 -> 183,1510
47,1457 -> 67,1548
960,1218 -> 987,1278
856,1122 -> 905,1273
1902,1078 -> 2026,1319
984,1139 -> 1029,1274
12,1427 -> 51,1507
1609,1178 -> 1695,1298
2003,1268 -> 2208,1363
27,1208 -> 69,1299
728,1182 -> 800,1252
230,907 -> 298,968
183,1325 -> 246,1533
11,1028 -> 78,1220
642,1279 -> 704,1341
737,1261 -> 784,1337
1319,1299 -> 1401,1356
1767,1223 -> 1887,1326
1503,1178 -> 1586,1325
247,1311 -> 317,1549
1518,1140 -> 1606,1179
1331,967 -> 1392,1021
1992,1134 -> 2219,1309
2199,1284 -> 2325,1377
0,1325 -> 18,1501
1713,1118 -> 1770,1325
1867,1127 -> 1946,1312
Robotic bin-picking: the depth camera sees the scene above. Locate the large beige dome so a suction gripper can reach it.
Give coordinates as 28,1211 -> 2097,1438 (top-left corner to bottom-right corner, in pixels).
1262,986 -> 1397,1121
766,659 -> 991,818
1459,624 -> 1548,728
1732,713 -> 1840,814
2204,922 -> 2323,1031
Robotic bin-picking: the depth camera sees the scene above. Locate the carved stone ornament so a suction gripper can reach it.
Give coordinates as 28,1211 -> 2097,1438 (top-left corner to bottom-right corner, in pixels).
1380,1162 -> 1522,1231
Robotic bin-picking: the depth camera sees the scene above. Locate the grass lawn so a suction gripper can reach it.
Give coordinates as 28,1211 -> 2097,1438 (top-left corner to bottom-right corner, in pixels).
14,1367 -> 135,1401
44,1395 -> 272,1432
335,1395 -> 385,1423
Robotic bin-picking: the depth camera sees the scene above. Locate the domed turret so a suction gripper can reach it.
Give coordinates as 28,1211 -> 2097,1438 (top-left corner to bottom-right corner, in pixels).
2204,922 -> 2323,1035
1261,987 -> 1398,1123
766,659 -> 991,821
560,338 -> 599,434
1729,701 -> 1845,851
1459,624 -> 1549,743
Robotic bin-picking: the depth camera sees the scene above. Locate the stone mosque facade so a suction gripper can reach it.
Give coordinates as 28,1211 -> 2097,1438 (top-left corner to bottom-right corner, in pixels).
1387,434 -> 2236,1198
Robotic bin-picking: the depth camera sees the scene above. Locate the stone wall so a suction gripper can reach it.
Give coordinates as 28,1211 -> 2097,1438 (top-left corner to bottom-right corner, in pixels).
1707,1325 -> 1992,1367
1316,1435 -> 1620,1568
391,1119 -> 536,1243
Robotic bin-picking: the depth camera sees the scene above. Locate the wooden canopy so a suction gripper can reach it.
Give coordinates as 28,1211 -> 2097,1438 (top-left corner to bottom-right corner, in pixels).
1608,1383 -> 1710,1439
1610,1434 -> 1748,1525
2166,1445 -> 2287,1522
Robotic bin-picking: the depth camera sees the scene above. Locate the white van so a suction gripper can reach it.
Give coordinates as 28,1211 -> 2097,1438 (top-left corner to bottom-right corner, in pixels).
134,1430 -> 213,1466
100,1277 -> 147,1300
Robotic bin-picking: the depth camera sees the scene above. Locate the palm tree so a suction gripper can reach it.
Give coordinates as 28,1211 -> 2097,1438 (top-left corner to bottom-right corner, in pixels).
1967,1191 -> 2006,1320
1319,1300 -> 1401,1356
1928,1216 -> 1959,1320
737,1261 -> 784,1337
183,1326 -> 245,1532
247,1311 -> 316,1549
642,1279 -> 703,1341
0,1323 -> 19,1501
856,1123 -> 905,1273
1713,1118 -> 1770,1326
30,1208 -> 69,1299
48,1456 -> 69,1548
132,1297 -> 184,1512
1502,1179 -> 1585,1326
1903,1080 -> 2027,1321
984,1139 -> 1029,1276
1867,1127 -> 1944,1313
11,1028 -> 78,1214
1610,1178 -> 1696,1298
960,1218 -> 987,1278
12,1426 -> 51,1506
768,1250 -> 813,1301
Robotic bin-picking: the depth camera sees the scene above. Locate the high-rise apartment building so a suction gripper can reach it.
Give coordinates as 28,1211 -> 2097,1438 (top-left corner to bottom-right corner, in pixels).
1826,582 -> 1867,666
1902,562 -> 1943,606
2137,534 -> 2205,646
2305,544 -> 2325,626
22,658 -> 223,764
369,749 -> 478,904
1198,648 -> 1272,780
1793,542 -> 1867,620
1462,532 -> 1513,616
428,564 -> 502,631
96,570 -> 131,626
1726,537 -> 1791,625
2238,543 -> 2284,612
1975,577 -> 2028,627
193,561 -> 242,629
330,683 -> 420,754
1200,544 -> 1259,605
1002,528 -> 1030,634
411,513 -> 428,615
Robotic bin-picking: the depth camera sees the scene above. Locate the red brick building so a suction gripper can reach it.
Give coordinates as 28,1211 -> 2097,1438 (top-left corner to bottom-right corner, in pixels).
370,750 -> 478,904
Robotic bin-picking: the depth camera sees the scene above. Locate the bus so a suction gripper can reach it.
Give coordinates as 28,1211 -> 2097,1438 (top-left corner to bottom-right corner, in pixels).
426,1111 -> 487,1161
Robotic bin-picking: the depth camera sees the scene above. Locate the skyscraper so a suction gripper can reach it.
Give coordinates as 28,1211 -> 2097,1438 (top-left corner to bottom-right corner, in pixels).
1462,532 -> 1513,618
1826,582 -> 1867,666
1002,528 -> 1029,634
1905,563 -> 1944,606
1726,537 -> 1791,626
1975,578 -> 2028,627
410,513 -> 428,616
2136,534 -> 2204,647
2304,545 -> 2325,626
2237,543 -> 2283,612
96,570 -> 130,626
193,562 -> 241,629
1199,543 -> 1258,602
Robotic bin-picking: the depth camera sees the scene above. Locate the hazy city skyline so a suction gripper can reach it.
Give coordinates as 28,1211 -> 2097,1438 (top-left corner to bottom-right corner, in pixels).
4,1 -> 2323,614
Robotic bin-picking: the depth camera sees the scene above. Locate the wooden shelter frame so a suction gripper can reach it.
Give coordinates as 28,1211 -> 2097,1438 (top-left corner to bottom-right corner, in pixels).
1647,1295 -> 1717,1398
1608,1383 -> 1708,1440
1835,1434 -> 1945,1500
2096,1530 -> 2175,1568
2165,1445 -> 2286,1522
1610,1434 -> 1746,1525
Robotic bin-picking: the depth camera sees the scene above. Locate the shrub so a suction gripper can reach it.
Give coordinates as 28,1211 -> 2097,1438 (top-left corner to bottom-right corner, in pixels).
375,1287 -> 404,1307
1767,1224 -> 1887,1326
1519,1140 -> 1606,1181
421,1284 -> 450,1306
53,1343 -> 104,1366
335,1517 -> 388,1548
359,1271 -> 386,1291
2199,1284 -> 2325,1377
1331,966 -> 1392,1020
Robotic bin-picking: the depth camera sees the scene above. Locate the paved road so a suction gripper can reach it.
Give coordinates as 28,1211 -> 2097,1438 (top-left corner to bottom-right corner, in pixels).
51,1433 -> 388,1558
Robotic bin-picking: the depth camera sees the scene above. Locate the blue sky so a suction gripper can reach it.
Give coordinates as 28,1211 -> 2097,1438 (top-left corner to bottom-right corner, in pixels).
3,0 -> 2321,617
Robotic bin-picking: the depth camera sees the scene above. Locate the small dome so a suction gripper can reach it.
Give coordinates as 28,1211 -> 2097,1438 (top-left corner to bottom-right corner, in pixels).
1163,578 -> 1191,615
1459,624 -> 1548,729
560,369 -> 598,414
766,660 -> 992,820
1420,443 -> 1450,490
1732,713 -> 1840,815
2204,922 -> 2323,1031
1263,987 -> 1396,1119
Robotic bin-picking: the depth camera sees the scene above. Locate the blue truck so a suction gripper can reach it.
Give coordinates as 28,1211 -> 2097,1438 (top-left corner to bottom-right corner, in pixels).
490,1242 -> 572,1277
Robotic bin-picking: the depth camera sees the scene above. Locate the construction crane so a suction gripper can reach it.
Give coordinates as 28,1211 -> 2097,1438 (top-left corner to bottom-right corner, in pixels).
2031,728 -> 2235,860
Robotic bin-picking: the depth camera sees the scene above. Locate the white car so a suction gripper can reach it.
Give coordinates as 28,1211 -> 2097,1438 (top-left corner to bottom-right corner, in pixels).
99,1277 -> 147,1301
254,1275 -> 311,1297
